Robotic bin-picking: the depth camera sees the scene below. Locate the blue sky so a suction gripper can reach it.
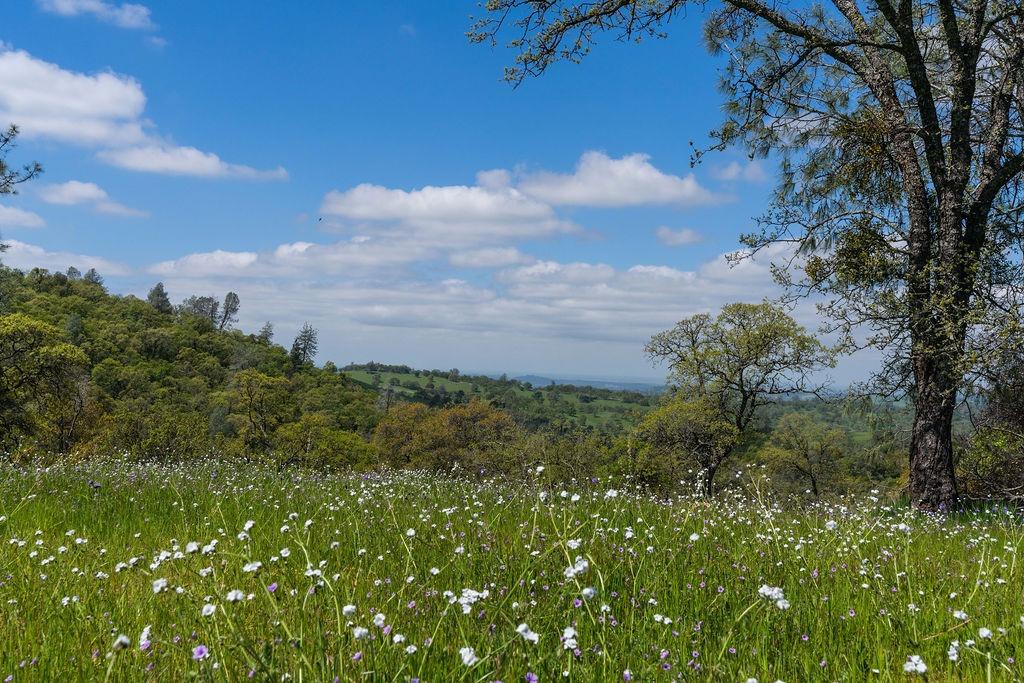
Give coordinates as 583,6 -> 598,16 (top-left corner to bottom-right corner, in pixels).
1,1 -> 848,382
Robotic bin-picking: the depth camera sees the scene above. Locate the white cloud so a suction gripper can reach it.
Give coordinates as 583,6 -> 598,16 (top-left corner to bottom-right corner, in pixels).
655,226 -> 702,246
0,48 -> 147,147
148,236 -> 434,278
150,249 -> 259,276
37,180 -> 147,216
37,0 -> 156,30
38,180 -> 107,205
449,247 -> 534,268
321,182 -> 574,247
151,242 -> 785,346
712,159 -> 768,182
476,168 -> 511,189
0,48 -> 285,180
1,239 -> 130,275
323,183 -> 549,224
518,151 -> 719,207
319,152 -> 730,251
138,240 -> 858,381
0,205 -> 46,229
98,145 -> 288,180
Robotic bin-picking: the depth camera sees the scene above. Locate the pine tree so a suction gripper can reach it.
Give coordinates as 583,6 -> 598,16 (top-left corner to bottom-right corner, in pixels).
289,323 -> 319,369
0,126 -> 42,256
218,292 -> 240,330
147,282 -> 173,314
256,322 -> 274,344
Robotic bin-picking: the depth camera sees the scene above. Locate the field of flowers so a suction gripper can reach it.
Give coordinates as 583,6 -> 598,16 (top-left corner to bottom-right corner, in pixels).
1,459 -> 1022,681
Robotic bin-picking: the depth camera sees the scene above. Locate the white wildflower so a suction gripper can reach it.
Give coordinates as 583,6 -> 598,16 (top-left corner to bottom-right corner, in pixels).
903,655 -> 927,674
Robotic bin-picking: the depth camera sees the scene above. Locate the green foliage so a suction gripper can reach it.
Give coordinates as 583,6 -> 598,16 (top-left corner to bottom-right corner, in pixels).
0,267 -> 379,460
646,302 -> 835,435
0,124 -> 42,198
634,396 -> 739,495
146,282 -> 173,314
957,355 -> 1024,500
232,369 -> 292,450
289,322 -> 319,369
759,412 -> 846,498
0,264 -> 943,498
373,400 -> 519,471
0,312 -> 88,448
88,403 -> 212,461
344,362 -> 654,433
273,413 -> 377,470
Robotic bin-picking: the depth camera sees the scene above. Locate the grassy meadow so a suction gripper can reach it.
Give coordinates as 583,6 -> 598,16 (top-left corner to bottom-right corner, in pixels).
1,459 -> 1022,681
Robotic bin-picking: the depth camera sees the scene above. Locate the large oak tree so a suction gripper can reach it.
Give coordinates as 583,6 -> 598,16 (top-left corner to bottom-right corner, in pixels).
473,0 -> 1024,510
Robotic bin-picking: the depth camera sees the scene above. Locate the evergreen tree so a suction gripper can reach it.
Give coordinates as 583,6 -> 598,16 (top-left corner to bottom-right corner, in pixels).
289,323 -> 319,369
218,292 -> 240,330
0,125 -> 42,197
147,282 -> 173,314
82,269 -> 104,286
1,125 -> 41,255
256,321 -> 274,344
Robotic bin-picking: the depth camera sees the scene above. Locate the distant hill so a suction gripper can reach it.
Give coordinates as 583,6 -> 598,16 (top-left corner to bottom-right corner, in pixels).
342,363 -> 656,433
511,374 -> 665,394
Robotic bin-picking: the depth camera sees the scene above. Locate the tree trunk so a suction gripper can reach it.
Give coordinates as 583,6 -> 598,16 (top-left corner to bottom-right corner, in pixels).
702,463 -> 717,498
908,372 -> 958,511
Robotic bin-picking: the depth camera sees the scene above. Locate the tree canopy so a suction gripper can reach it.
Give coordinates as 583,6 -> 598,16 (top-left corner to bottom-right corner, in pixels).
646,302 -> 835,433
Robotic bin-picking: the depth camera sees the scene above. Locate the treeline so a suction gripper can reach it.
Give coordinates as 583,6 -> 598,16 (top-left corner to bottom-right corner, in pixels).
0,264 -> 928,497
0,265 -> 378,466
2,262 -> 1019,501
343,362 -> 653,433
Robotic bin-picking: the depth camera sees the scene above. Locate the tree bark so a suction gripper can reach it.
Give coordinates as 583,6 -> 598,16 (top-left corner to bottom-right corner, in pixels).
702,462 -> 718,498
908,367 -> 959,510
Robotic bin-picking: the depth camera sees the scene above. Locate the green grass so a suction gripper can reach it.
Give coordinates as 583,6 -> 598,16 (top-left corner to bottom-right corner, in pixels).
344,370 -> 479,397
1,458 -> 1022,681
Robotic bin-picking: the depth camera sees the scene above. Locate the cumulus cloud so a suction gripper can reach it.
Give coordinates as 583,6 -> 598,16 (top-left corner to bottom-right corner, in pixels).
518,151 -> 719,207
323,183 -> 548,224
655,226 -> 702,246
148,236 -> 434,278
99,145 -> 288,180
449,248 -> 534,268
0,48 -> 147,147
1,239 -> 130,275
321,182 -> 574,247
135,238 -> 849,379
0,47 -> 284,180
0,205 -> 46,229
148,240 -> 788,346
37,180 -> 147,216
37,0 -> 156,30
712,159 -> 769,182
150,249 -> 259,276
318,151 -> 736,251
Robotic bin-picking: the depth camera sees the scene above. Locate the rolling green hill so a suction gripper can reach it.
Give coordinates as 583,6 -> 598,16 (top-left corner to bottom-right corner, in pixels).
342,363 -> 655,433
